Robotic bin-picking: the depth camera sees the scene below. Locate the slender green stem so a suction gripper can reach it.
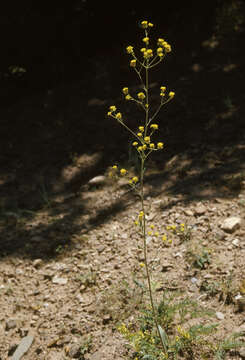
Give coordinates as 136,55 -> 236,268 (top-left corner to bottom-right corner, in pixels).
140,64 -> 165,352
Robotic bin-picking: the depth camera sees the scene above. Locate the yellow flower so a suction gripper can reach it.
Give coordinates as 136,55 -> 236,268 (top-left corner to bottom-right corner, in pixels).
160,86 -> 166,92
150,124 -> 158,130
125,94 -> 132,100
109,105 -> 117,112
140,47 -> 146,53
139,126 -> 144,132
139,262 -> 145,267
148,22 -> 154,27
126,46 -> 134,54
144,136 -> 150,143
115,112 -> 122,120
130,59 -> 136,67
112,165 -> 117,169
137,132 -> 143,137
164,44 -> 171,52
139,211 -> 144,219
150,143 -> 155,149
132,176 -> 138,183
154,232 -> 159,237
107,111 -> 112,116
158,38 -> 165,46
148,231 -> 153,235
157,142 -> 164,149
169,91 -> 175,98
157,47 -> 163,56
143,37 -> 149,45
122,87 -> 129,95
146,49 -> 153,58
142,144 -> 147,150
162,235 -> 167,242
137,92 -> 145,100
181,223 -> 185,227
141,20 -> 148,29
120,168 -> 127,175
135,220 -> 139,226
150,224 -> 154,229
132,141 -> 138,146
137,146 -> 143,151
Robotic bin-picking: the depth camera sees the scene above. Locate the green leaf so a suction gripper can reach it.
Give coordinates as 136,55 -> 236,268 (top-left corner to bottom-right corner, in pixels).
158,325 -> 168,352
134,279 -> 146,290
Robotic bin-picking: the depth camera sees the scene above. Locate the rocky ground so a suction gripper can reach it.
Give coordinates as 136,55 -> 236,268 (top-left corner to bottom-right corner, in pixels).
1,140 -> 245,359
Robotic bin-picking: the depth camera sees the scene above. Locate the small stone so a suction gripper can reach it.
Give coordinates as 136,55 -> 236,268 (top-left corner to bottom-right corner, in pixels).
88,175 -> 106,186
6,319 -> 17,331
33,259 -> 43,268
183,209 -> 194,216
216,311 -> 225,320
102,314 -> 112,325
215,231 -> 226,241
239,347 -> 245,358
232,238 -> 240,247
52,276 -> 68,285
194,204 -> 207,216
12,334 -> 34,360
234,323 -> 245,334
237,297 -> 245,312
97,245 -> 105,254
221,216 -> 241,233
68,343 -> 82,358
191,277 -> 198,284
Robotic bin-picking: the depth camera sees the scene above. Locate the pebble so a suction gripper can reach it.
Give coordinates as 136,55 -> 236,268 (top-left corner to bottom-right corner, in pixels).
195,204 -> 207,216
5,319 -> 17,331
12,334 -> 34,360
232,238 -> 240,247
221,216 -> 241,233
33,259 -> 43,268
52,276 -> 68,285
216,311 -> 225,320
239,347 -> 245,358
183,209 -> 194,216
67,343 -> 82,358
88,175 -> 106,186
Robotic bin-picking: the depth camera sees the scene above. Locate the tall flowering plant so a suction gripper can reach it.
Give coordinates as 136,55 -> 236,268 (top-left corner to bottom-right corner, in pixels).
107,20 -> 175,354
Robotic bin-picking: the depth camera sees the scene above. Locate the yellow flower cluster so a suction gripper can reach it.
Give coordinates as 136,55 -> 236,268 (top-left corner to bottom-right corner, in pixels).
177,326 -> 191,340
129,176 -> 139,185
141,20 -> 154,29
158,38 -> 171,53
107,105 -> 124,121
143,48 -> 153,59
126,46 -> 134,54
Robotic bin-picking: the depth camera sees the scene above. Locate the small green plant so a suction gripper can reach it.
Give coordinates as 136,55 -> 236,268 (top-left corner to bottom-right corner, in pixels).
185,241 -> 212,269
165,223 -> 192,244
